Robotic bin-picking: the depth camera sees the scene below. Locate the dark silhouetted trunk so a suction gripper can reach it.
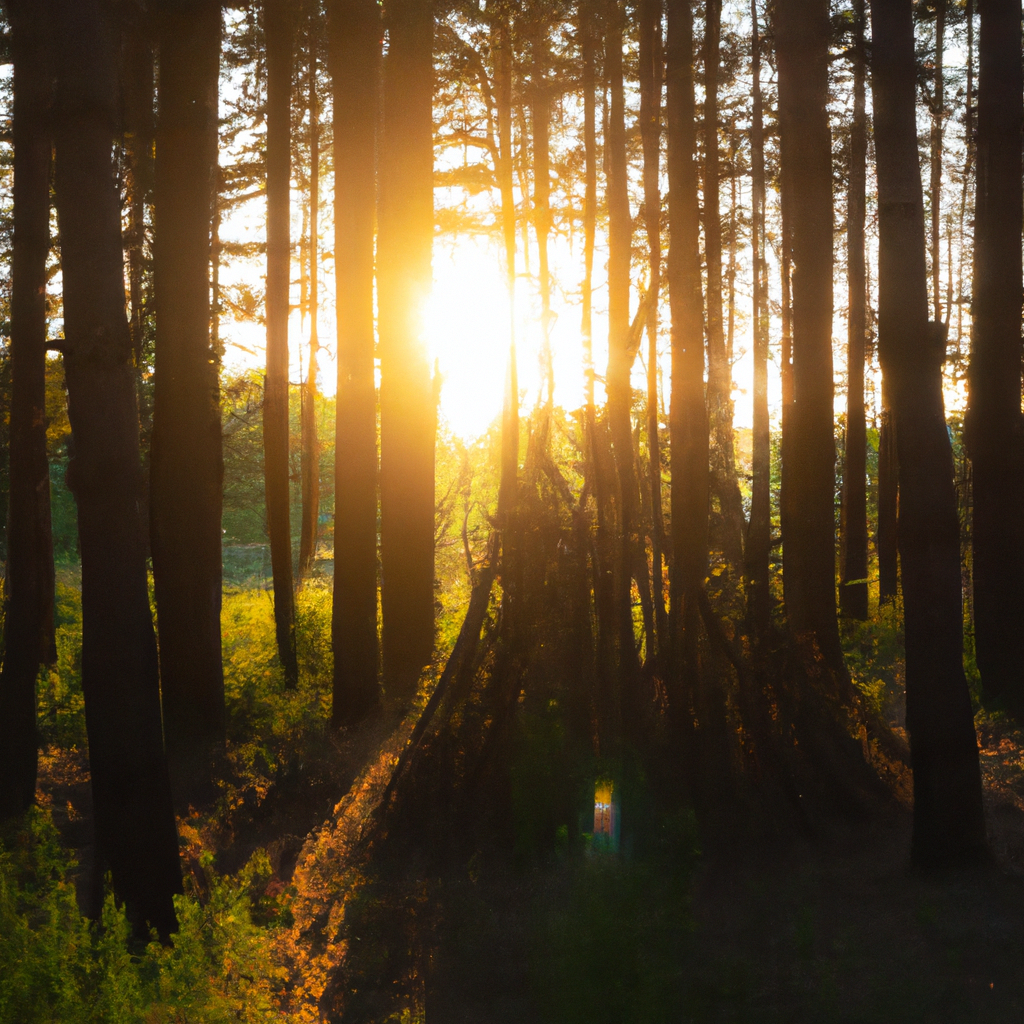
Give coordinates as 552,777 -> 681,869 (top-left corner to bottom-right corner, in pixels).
530,14 -> 554,409
604,0 -> 642,737
0,0 -> 56,820
840,0 -> 869,621
581,0 -> 598,414
151,0 -> 226,766
299,9 -> 321,577
666,0 -> 708,713
929,0 -> 944,322
52,0 -> 181,936
870,0 -> 986,866
776,0 -> 842,669
494,8 -> 518,523
330,0 -> 381,726
745,0 -> 770,636
265,0 -> 299,688
122,9 -> 154,363
639,0 -> 668,662
967,0 -> 1024,715
877,382 -> 899,602
703,0 -> 744,568
378,0 -> 436,702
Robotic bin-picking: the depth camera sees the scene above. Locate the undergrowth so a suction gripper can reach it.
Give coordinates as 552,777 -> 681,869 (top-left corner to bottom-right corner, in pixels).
0,809 -> 286,1024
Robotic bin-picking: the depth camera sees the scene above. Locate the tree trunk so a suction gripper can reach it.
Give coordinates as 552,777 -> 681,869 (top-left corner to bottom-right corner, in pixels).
299,6 -> 321,577
839,0 -> 869,621
581,0 -> 598,415
744,0 -> 771,636
52,0 -> 181,936
151,0 -> 226,767
666,0 -> 708,715
639,0 -> 668,664
703,0 -> 745,569
776,0 -> 842,670
530,14 -> 554,410
265,0 -> 299,688
378,0 -> 436,702
604,0 -> 642,739
967,0 -> 1024,715
122,8 -> 154,365
330,0 -> 381,726
877,383 -> 899,602
870,0 -> 986,866
0,0 -> 56,820
929,0 -> 944,323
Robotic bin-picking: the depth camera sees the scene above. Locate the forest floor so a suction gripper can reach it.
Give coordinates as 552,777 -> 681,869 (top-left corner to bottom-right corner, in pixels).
28,570 -> 1024,1023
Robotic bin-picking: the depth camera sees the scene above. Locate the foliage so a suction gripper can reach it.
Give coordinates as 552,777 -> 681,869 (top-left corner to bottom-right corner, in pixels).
0,809 -> 286,1024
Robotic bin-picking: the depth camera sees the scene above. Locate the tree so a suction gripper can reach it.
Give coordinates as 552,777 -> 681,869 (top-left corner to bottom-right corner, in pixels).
52,0 -> 181,935
378,0 -> 437,702
0,0 -> 56,820
330,0 -> 381,726
264,0 -> 300,688
839,0 -> 869,621
299,1 -> 322,578
744,0 -> 770,635
702,0 -> 744,568
150,0 -> 226,768
666,0 -> 708,716
638,0 -> 668,662
966,0 -> 1024,716
775,0 -> 842,670
870,0 -> 986,865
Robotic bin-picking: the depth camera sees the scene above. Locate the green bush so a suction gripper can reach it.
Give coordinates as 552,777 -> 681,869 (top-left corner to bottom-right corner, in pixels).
0,809 -> 285,1024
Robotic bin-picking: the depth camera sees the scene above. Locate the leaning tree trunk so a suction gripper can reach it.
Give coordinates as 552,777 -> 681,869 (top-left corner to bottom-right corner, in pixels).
265,0 -> 299,688
330,0 -> 381,727
666,0 -> 708,723
870,0 -> 987,866
0,0 -> 56,820
839,0 -> 869,621
52,0 -> 182,937
299,6 -> 322,577
151,0 -> 226,769
775,0 -> 843,671
966,0 -> 1024,716
378,0 -> 436,703
702,0 -> 745,569
744,0 -> 771,636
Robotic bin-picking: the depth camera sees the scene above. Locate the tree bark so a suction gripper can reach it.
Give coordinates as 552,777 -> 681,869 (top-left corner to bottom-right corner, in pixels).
967,0 -> 1024,715
265,0 -> 299,688
378,0 -> 436,702
744,0 -> 771,636
839,0 -> 869,621
0,0 -> 56,820
703,0 -> 745,569
870,0 -> 986,866
603,0 -> 643,739
776,0 -> 842,669
581,0 -> 598,415
299,5 -> 321,577
151,0 -> 226,767
52,0 -> 181,935
329,0 -> 381,726
929,0 -> 945,323
666,0 -> 708,714
877,382 -> 899,602
639,0 -> 668,664
530,11 -> 554,410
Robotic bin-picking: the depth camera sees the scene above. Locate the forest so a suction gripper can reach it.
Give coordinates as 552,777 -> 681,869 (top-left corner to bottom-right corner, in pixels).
2,0 -> 1024,1019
